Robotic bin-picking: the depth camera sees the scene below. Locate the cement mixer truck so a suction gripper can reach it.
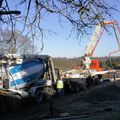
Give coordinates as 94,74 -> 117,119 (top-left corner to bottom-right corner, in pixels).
0,54 -> 57,112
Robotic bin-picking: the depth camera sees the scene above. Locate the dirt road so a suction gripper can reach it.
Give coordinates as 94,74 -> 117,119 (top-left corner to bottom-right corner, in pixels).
1,80 -> 120,120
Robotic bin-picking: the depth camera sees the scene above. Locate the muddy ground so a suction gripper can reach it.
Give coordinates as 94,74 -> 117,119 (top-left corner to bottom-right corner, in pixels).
1,80 -> 120,120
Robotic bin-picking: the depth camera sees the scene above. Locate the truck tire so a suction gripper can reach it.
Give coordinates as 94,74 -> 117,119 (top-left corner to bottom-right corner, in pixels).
70,82 -> 80,92
79,83 -> 86,91
86,76 -> 94,88
94,75 -> 101,85
74,82 -> 80,92
8,95 -> 22,112
44,87 -> 54,100
70,81 -> 75,92
35,89 -> 44,104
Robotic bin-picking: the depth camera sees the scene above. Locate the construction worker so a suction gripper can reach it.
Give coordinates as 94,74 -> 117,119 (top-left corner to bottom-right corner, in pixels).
57,79 -> 64,97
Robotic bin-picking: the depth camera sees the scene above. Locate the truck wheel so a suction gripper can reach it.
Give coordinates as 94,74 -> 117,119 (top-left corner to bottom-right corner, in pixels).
70,81 -> 75,92
74,83 -> 80,92
94,75 -> 100,85
44,87 -> 54,100
8,95 -> 22,112
79,83 -> 86,91
35,89 -> 44,104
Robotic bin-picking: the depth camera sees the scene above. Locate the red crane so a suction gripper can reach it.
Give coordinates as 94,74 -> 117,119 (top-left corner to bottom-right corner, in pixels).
82,20 -> 120,71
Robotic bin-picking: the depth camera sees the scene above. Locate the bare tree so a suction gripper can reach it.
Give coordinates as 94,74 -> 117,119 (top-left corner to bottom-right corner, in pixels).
0,0 -> 118,53
0,29 -> 37,54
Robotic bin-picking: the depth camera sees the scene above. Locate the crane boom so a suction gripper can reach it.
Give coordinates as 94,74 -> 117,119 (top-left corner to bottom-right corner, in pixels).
82,20 -> 120,71
84,20 -> 120,57
84,25 -> 102,56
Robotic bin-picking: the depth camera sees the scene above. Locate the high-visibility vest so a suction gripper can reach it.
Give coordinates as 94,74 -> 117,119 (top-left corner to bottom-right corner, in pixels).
57,80 -> 63,89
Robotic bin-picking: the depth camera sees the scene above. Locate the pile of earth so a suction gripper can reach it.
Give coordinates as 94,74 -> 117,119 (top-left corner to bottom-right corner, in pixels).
84,84 -> 120,102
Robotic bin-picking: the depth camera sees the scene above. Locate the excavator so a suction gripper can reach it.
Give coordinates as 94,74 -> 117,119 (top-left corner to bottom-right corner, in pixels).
82,20 -> 120,77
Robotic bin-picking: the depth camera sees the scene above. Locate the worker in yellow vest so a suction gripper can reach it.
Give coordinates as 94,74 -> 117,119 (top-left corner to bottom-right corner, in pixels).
57,79 -> 64,97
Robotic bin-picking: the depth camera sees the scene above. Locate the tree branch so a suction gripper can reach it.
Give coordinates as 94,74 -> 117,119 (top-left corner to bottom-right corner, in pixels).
0,10 -> 21,15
